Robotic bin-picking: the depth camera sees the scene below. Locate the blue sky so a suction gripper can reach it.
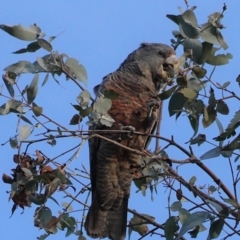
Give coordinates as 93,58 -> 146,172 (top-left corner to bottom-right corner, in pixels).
0,1 -> 240,239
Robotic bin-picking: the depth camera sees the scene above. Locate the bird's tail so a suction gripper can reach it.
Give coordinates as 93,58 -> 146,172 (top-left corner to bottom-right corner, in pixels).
85,192 -> 108,238
107,198 -> 128,240
85,193 -> 128,240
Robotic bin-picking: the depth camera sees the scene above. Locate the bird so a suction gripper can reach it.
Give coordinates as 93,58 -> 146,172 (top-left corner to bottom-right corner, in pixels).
85,43 -> 178,240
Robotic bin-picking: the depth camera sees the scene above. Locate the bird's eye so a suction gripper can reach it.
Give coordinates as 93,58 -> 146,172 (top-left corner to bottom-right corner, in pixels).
158,51 -> 163,55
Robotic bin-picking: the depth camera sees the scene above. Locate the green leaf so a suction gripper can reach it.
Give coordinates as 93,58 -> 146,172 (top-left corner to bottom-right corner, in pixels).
0,24 -> 41,41
178,211 -> 211,239
25,179 -> 37,191
208,185 -> 217,194
57,127 -> 62,136
71,104 -> 82,111
37,39 -> 52,52
158,85 -> 178,100
61,202 -> 73,211
76,90 -> 91,107
13,41 -> 41,54
9,137 -> 18,149
202,106 -> 216,128
65,58 -> 88,85
209,218 -> 224,239
48,196 -> 59,206
2,73 -> 15,97
189,134 -> 206,146
17,115 -> 33,125
189,176 -> 197,186
168,92 -> 186,116
170,201 -> 182,212
192,66 -> 207,79
177,10 -> 200,39
4,60 -> 35,74
180,88 -> 197,100
36,57 -> 49,71
178,208 -> 190,224
215,118 -> 224,147
78,236 -> 87,240
100,114 -> 115,127
0,99 -> 22,115
27,73 -> 39,104
188,115 -> 199,136
33,53 -> 62,73
226,110 -> 240,130
222,134 -> 240,151
21,167 -> 33,177
166,14 -> 179,25
42,73 -> 49,86
222,81 -> 230,89
206,48 -> 233,66
221,150 -> 232,158
19,125 -> 32,141
164,216 -> 179,240
35,206 -> 52,227
183,39 -> 202,63
69,114 -> 80,125
93,97 -> 112,114
197,42 -> 213,64
216,100 -> 229,115
80,106 -> 93,117
32,102 -> 43,117
200,147 -> 221,160
200,22 -> 228,50
236,74 -> 240,87
207,200 -> 223,213
222,198 -> 238,208
208,88 -> 216,108
11,182 -> 18,191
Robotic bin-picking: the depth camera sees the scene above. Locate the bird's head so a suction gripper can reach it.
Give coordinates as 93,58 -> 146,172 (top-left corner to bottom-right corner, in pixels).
118,43 -> 179,91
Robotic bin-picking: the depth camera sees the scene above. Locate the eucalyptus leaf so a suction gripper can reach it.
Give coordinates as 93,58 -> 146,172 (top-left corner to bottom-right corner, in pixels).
42,73 -> 49,86
19,125 -> 32,141
209,218 -> 224,239
200,147 -> 221,160
0,24 -> 41,41
2,74 -> 15,97
180,88 -> 197,100
170,201 -> 182,212
164,216 -> 179,240
158,85 -> 178,100
206,48 -> 233,66
93,97 -> 112,114
32,102 -> 43,117
183,39 -> 202,63
168,92 -> 186,116
177,211 -> 211,239
37,39 -> 52,52
4,61 -> 35,74
13,41 -> 41,54
216,100 -> 229,115
27,73 -> 39,104
177,10 -> 200,39
65,58 -> 88,85
69,114 -> 80,125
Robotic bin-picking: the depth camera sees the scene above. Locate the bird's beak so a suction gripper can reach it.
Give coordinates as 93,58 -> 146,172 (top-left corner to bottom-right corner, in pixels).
165,55 -> 179,71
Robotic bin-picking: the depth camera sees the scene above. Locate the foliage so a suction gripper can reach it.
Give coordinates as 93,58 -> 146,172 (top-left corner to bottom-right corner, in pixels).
1,2 -> 240,240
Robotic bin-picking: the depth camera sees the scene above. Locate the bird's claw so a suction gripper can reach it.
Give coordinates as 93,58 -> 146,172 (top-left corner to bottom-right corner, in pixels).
147,99 -> 160,111
118,124 -> 135,140
147,99 -> 160,118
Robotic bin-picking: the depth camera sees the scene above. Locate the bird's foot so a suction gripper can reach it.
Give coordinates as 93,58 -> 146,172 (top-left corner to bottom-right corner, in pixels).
147,99 -> 160,117
118,124 -> 136,140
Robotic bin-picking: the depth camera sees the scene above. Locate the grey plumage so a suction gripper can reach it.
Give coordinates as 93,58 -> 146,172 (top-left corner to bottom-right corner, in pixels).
85,43 -> 178,240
